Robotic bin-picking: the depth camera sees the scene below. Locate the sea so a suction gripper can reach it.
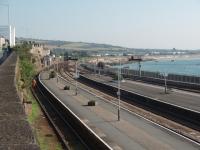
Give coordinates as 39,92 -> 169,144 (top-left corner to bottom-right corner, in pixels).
120,59 -> 200,77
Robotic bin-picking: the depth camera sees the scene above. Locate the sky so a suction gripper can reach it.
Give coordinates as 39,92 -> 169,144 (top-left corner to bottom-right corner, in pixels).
0,0 -> 200,49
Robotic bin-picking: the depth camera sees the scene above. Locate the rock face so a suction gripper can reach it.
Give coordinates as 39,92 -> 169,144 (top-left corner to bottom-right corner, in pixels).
0,52 -> 39,150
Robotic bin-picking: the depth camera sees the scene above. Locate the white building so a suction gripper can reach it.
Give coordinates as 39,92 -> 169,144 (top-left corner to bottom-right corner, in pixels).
0,25 -> 15,47
42,55 -> 53,67
30,43 -> 50,57
0,37 -> 6,48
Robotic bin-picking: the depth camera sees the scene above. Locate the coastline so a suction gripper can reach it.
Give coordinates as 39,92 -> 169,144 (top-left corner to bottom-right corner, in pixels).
144,54 -> 200,61
88,54 -> 200,66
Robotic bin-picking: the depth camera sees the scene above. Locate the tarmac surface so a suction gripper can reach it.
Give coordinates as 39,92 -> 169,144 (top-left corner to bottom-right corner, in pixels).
0,52 -> 39,150
83,74 -> 200,112
40,71 -> 200,150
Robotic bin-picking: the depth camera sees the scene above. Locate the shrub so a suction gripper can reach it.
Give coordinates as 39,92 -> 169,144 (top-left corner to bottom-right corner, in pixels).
49,71 -> 56,78
32,58 -> 36,64
97,61 -> 105,69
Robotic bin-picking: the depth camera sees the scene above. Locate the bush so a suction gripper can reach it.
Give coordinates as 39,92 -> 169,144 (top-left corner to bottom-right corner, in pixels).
97,61 -> 105,69
49,71 -> 56,78
64,85 -> 70,90
32,58 -> 36,64
13,43 -> 36,88
112,74 -> 123,81
20,59 -> 36,88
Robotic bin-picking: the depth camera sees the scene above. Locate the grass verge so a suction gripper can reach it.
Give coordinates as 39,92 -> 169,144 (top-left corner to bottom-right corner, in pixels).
14,42 -> 63,150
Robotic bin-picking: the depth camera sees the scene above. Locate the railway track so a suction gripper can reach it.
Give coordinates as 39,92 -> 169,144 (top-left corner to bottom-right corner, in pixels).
32,76 -> 89,150
80,75 -> 200,127
36,72 -> 113,150
58,70 -> 200,144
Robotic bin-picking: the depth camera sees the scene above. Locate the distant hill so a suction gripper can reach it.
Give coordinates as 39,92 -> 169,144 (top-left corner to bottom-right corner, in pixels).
16,38 -> 200,56
16,38 -> 125,51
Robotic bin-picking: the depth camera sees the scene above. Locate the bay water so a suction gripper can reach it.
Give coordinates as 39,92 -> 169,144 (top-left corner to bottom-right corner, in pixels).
121,59 -> 200,77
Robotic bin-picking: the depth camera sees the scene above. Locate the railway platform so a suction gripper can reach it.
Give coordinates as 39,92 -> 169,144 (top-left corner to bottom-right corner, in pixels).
83,74 -> 200,113
40,71 -> 200,150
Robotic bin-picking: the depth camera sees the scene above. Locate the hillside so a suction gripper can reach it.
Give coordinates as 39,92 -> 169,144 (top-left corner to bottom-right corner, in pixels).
16,38 -> 200,57
17,38 -> 124,51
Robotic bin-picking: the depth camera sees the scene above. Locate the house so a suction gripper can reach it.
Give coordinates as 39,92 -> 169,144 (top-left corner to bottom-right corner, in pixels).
0,37 -> 6,49
30,43 -> 50,57
42,55 -> 53,67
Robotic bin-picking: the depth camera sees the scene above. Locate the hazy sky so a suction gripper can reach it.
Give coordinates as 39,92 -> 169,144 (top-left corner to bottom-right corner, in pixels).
1,0 -> 200,49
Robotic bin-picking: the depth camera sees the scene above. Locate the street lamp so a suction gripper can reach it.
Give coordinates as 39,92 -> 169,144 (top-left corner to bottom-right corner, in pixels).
56,56 -> 61,83
117,54 -> 122,121
164,73 -> 168,94
64,57 -> 79,95
139,61 -> 141,77
97,57 -> 100,76
75,60 -> 78,95
94,59 -> 96,75
160,72 -> 168,94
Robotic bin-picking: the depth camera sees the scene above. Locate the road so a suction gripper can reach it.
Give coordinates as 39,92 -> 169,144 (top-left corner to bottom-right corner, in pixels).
83,74 -> 200,112
40,71 -> 200,150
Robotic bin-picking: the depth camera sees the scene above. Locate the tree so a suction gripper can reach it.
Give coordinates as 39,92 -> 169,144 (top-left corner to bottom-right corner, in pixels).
97,61 -> 105,69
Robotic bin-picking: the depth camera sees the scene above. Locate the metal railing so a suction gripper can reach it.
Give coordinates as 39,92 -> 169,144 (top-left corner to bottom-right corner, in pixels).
83,64 -> 200,85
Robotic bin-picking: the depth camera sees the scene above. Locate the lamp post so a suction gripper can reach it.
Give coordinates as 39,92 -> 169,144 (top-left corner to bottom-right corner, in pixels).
65,57 -> 78,95
94,60 -> 96,75
97,57 -> 100,76
139,61 -> 141,77
57,58 -> 59,72
160,72 -> 168,94
75,60 -> 78,95
56,57 -> 60,83
117,55 -> 121,121
164,73 -> 168,94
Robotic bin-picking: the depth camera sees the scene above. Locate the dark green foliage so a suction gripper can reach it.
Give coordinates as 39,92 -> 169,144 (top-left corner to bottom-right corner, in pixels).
112,74 -> 123,81
97,61 -> 105,69
32,58 -> 36,64
49,71 -> 56,78
13,42 -> 36,88
20,59 -> 36,88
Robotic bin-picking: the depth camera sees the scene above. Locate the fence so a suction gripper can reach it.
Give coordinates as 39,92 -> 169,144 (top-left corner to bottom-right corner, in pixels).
82,64 -> 200,85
